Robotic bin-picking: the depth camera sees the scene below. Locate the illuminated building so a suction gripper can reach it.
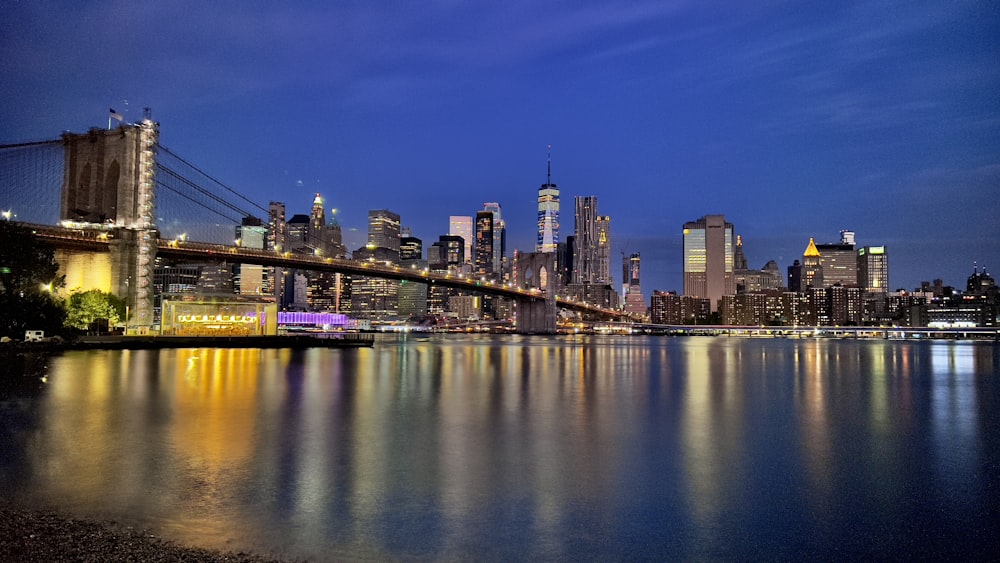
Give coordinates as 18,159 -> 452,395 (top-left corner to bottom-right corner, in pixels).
650,290 -> 681,324
400,237 -> 422,261
368,209 -> 401,254
536,145 -> 559,253
682,214 -> 734,312
234,216 -> 266,296
800,238 -> 824,291
623,253 -> 646,317
572,196 -> 612,285
816,230 -> 856,288
160,298 -> 278,336
351,210 -> 402,319
483,202 -> 506,276
858,245 -> 889,323
858,246 -> 889,293
475,210 -> 494,277
265,201 -> 286,301
449,216 -> 474,265
433,235 -> 466,270
827,283 -> 862,325
399,237 -> 427,318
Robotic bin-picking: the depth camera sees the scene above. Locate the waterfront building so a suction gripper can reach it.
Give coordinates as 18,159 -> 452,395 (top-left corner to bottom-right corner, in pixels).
827,283 -> 863,325
266,201 -> 286,301
234,216 -> 267,296
398,237 -> 427,318
449,216 -> 474,265
650,290 -> 681,324
858,245 -> 889,323
623,253 -> 646,317
536,146 -> 559,253
682,214 -> 734,312
449,295 -> 482,321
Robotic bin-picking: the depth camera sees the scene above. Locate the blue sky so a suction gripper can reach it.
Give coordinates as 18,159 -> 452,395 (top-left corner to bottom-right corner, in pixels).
2,1 -> 998,297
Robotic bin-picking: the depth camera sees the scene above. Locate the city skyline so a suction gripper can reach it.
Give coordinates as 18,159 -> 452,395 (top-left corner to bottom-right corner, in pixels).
1,2 -> 997,296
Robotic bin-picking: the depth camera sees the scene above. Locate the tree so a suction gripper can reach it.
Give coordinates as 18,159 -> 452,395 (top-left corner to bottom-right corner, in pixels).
0,221 -> 67,338
65,290 -> 125,333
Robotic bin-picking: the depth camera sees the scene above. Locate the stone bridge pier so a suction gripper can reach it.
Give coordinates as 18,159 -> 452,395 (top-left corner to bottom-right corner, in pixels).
514,251 -> 558,334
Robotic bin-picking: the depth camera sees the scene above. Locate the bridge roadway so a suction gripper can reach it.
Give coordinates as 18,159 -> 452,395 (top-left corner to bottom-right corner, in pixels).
25,223 -> 623,319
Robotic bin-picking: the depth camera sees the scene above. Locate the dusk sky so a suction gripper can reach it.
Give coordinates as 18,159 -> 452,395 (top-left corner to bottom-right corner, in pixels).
2,1 -> 998,297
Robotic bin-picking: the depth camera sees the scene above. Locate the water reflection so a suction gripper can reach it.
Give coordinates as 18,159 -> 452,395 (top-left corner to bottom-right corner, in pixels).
0,337 -> 996,560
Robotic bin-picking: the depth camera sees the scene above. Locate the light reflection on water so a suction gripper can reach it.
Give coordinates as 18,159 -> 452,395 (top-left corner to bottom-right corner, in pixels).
0,336 -> 997,560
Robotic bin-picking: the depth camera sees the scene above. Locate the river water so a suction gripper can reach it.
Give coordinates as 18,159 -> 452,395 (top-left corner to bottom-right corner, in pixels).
1,335 -> 998,560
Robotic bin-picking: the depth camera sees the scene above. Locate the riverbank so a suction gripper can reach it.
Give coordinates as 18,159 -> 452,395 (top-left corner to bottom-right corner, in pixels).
0,506 -> 288,562
0,333 -> 374,351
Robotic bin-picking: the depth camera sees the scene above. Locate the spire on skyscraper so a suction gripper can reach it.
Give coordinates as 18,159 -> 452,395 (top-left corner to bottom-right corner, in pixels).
547,144 -> 552,185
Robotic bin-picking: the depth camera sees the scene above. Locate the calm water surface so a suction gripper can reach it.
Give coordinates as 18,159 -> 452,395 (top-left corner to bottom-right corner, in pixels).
1,335 -> 998,560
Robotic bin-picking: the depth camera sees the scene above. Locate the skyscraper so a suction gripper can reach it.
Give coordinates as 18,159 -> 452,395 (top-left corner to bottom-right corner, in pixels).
482,202 -> 506,276
572,196 -> 611,285
368,209 -> 401,254
801,237 -> 824,290
449,216 -> 473,265
858,246 -> 889,292
682,214 -> 734,312
474,210 -> 495,277
816,230 -> 856,288
536,145 -> 559,253
623,253 -> 646,316
265,201 -> 286,302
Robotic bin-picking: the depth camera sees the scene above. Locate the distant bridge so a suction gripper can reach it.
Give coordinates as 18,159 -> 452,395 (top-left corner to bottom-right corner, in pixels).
1,123 -> 624,333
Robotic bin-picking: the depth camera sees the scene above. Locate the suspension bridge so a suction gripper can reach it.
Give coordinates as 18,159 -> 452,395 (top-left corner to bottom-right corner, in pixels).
0,119 -> 622,334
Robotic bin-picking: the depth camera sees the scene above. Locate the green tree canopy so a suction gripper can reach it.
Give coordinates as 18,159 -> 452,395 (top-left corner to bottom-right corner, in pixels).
0,221 -> 66,338
65,290 -> 125,332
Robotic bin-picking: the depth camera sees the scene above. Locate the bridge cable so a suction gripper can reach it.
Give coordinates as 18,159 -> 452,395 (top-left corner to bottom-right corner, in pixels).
157,144 -> 268,215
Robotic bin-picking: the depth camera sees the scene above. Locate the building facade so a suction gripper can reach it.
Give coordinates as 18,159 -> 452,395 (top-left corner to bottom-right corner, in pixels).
536,147 -> 559,253
682,214 -> 734,312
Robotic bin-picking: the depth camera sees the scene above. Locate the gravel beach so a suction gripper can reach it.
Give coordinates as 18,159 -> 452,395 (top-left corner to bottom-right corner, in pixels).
0,506 -> 287,562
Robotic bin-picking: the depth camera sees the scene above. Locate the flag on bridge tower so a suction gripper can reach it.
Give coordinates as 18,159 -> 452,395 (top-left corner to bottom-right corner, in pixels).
109,108 -> 124,122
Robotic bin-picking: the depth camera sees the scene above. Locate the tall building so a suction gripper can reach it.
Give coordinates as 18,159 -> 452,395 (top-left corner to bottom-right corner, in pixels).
368,209 -> 401,254
816,230 -> 856,288
682,214 -> 734,312
266,201 -> 286,302
398,237 -> 427,318
310,193 -> 326,250
623,253 -> 646,317
482,202 -> 506,276
800,238 -> 824,291
572,196 -> 612,285
858,246 -> 889,292
449,216 -> 474,265
536,145 -> 559,253
234,216 -> 267,296
474,210 -> 495,277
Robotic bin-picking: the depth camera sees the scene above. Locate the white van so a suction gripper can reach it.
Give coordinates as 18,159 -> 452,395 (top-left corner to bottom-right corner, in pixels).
24,330 -> 45,342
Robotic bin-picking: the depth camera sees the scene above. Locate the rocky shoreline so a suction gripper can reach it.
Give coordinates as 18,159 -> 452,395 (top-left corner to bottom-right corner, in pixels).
0,507 -> 289,562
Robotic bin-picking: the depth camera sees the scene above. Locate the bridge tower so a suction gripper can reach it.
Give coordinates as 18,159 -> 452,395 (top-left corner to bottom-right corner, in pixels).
514,251 -> 558,334
60,116 -> 158,331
